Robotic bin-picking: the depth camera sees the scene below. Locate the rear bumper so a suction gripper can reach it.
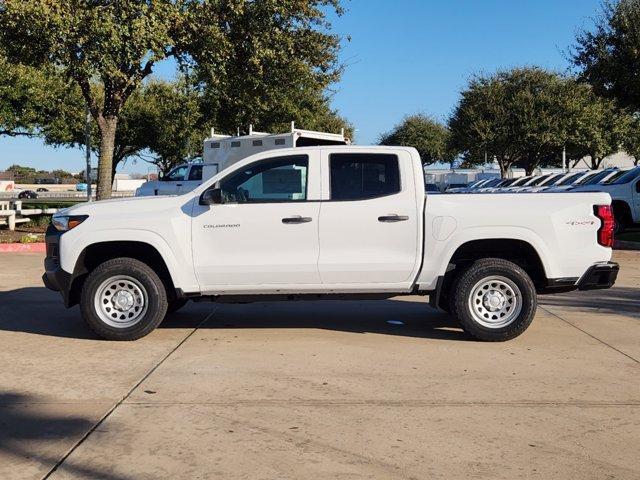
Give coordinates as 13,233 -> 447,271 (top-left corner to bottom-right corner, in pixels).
577,262 -> 619,291
539,261 -> 619,294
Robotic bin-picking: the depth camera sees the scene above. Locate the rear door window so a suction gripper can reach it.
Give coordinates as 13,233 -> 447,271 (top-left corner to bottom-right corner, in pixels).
330,153 -> 400,200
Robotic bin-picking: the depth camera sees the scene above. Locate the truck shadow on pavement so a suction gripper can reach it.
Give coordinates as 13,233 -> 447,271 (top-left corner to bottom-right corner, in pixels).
190,299 -> 467,341
2,285 -> 638,341
0,392 -> 131,480
0,287 -> 466,341
539,286 -> 640,319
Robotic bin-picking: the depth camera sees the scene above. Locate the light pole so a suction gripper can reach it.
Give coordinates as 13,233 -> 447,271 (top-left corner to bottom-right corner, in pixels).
85,106 -> 92,201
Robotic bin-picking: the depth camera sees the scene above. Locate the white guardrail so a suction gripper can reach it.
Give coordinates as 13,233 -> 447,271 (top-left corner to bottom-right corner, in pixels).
0,199 -> 93,231
0,191 -> 134,200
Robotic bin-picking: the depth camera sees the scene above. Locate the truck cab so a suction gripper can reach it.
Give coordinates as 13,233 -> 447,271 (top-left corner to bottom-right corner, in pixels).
136,162 -> 220,197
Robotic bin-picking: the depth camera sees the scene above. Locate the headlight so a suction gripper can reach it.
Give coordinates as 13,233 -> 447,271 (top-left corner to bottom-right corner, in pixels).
52,214 -> 88,232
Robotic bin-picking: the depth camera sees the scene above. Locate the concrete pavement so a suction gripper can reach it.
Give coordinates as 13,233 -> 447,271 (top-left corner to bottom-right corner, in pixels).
0,251 -> 638,479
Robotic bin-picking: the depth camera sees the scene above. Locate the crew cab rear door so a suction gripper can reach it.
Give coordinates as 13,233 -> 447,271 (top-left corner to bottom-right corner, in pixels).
318,149 -> 422,285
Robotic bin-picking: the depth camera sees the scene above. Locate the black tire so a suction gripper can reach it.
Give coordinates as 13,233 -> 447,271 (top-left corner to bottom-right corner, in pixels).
167,298 -> 188,314
451,258 -> 537,342
614,218 -> 626,235
80,257 -> 168,341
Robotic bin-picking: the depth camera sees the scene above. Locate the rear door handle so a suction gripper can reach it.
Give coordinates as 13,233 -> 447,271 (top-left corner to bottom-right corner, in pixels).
378,214 -> 409,222
282,215 -> 312,224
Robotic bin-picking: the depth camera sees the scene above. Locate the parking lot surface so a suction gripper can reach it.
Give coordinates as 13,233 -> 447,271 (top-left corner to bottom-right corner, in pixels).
0,251 -> 638,479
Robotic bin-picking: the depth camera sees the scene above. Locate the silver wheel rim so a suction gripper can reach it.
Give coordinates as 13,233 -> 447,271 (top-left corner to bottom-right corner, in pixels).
94,275 -> 148,328
468,275 -> 522,328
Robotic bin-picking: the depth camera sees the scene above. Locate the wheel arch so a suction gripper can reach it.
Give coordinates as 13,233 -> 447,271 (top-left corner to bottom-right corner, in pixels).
445,238 -> 548,291
68,240 -> 180,307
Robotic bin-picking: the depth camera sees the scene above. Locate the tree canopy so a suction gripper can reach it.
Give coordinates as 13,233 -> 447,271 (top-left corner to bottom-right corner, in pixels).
573,0 -> 640,112
448,67 -> 631,176
0,0 -> 347,199
379,115 -> 453,166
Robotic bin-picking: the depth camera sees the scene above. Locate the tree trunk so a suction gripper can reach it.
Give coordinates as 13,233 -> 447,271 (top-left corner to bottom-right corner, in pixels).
97,116 -> 118,200
499,160 -> 510,178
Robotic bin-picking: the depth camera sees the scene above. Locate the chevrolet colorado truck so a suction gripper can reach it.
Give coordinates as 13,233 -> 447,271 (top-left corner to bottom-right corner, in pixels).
43,146 -> 619,341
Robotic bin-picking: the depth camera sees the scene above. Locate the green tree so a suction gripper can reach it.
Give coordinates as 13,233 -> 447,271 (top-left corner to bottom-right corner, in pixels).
0,56 -> 78,138
621,116 -> 640,165
190,0 -> 346,137
564,88 -> 632,169
448,68 -> 626,176
0,0 -> 345,199
379,115 -> 453,166
40,79 -> 203,176
128,81 -> 205,174
573,0 -> 640,112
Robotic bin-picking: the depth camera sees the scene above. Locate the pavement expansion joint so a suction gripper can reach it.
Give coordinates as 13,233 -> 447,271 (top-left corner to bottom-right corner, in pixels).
539,305 -> 640,364
40,308 -> 217,480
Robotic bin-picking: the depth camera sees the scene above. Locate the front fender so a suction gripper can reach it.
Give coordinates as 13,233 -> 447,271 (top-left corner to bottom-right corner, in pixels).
59,228 -> 199,293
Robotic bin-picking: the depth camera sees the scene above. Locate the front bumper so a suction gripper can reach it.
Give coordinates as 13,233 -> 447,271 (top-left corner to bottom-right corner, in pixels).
577,262 -> 619,291
42,225 -> 74,307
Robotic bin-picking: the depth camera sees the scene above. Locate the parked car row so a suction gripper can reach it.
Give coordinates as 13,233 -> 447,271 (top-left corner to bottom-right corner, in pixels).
440,166 -> 640,232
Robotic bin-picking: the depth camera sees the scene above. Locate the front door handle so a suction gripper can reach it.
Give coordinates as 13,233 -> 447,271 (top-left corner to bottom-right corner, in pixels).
282,215 -> 312,224
378,214 -> 409,222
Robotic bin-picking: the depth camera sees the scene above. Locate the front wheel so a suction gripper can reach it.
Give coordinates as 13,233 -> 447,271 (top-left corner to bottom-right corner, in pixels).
451,258 -> 537,341
80,257 -> 168,341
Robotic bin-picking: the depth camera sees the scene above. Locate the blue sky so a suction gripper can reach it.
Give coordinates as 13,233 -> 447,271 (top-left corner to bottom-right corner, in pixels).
0,0 -> 603,174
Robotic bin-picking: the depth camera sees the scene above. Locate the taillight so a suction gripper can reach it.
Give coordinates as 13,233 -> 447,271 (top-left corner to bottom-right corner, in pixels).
594,205 -> 614,247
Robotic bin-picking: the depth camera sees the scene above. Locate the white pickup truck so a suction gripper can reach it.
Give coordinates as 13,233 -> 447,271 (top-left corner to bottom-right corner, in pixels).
43,146 -> 619,341
572,166 -> 640,232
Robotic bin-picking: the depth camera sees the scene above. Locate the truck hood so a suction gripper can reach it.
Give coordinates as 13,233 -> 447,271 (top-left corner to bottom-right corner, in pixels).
61,195 -> 186,217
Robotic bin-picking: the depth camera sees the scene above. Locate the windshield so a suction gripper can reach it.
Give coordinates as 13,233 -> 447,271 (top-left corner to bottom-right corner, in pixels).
528,174 -> 553,186
542,173 -> 564,185
165,165 -> 188,181
511,176 -> 532,186
602,167 -> 640,185
482,178 -> 501,187
579,170 -> 614,185
557,172 -> 584,186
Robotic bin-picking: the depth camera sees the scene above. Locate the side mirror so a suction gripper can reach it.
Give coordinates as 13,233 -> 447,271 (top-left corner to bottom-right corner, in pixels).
200,187 -> 223,205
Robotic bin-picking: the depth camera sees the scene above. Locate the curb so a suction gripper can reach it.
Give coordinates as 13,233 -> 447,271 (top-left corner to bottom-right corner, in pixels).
0,242 -> 46,253
613,240 -> 640,251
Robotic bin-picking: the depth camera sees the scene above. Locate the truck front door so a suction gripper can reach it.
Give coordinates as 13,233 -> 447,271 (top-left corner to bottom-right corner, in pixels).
157,165 -> 188,195
191,153 -> 322,289
318,150 -> 421,285
178,165 -> 204,194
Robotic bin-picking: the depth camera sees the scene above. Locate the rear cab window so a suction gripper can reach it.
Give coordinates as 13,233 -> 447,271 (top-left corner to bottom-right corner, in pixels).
329,153 -> 400,200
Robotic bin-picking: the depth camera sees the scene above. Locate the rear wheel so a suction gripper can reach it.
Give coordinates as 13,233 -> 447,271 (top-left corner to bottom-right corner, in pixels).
80,257 -> 168,340
451,258 -> 537,341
